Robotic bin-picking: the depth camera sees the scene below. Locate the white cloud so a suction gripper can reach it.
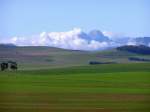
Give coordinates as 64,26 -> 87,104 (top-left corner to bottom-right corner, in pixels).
127,41 -> 136,45
5,28 -> 115,50
2,28 -> 149,51
102,31 -> 126,40
102,31 -> 115,38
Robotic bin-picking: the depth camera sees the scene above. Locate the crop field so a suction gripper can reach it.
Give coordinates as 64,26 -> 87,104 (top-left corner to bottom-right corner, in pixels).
0,63 -> 150,112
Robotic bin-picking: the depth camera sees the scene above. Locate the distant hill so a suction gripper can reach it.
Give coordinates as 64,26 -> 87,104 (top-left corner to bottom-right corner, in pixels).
117,45 -> 150,55
0,43 -> 16,47
0,45 -> 150,70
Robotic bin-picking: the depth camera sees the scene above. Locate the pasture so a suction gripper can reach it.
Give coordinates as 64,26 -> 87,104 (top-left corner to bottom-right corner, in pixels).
0,63 -> 150,112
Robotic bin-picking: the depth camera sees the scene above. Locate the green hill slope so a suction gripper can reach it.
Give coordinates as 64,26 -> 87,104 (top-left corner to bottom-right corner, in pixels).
0,45 -> 150,70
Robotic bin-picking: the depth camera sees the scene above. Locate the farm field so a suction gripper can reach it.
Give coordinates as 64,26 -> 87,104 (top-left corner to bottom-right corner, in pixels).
1,0 -> 150,111
0,63 -> 150,112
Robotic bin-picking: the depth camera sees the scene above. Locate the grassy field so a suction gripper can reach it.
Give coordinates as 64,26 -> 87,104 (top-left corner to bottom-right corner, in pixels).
0,63 -> 150,112
2,46 -> 150,70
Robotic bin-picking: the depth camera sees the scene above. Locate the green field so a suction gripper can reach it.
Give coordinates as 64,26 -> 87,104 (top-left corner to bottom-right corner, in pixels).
0,63 -> 150,112
1,46 -> 150,70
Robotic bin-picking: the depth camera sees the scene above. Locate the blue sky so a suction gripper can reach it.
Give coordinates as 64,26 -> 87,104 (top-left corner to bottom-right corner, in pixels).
0,0 -> 150,38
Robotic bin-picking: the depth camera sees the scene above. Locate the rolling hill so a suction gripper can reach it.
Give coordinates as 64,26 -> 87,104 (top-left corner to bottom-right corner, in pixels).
0,44 -> 150,70
117,45 -> 150,55
0,44 -> 150,112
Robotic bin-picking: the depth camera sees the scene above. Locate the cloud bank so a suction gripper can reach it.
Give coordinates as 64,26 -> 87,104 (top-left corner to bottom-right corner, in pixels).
3,28 -> 116,50
1,28 -> 150,50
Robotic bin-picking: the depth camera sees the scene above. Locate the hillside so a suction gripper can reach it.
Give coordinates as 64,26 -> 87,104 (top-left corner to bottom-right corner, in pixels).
0,45 -> 150,70
117,45 -> 150,55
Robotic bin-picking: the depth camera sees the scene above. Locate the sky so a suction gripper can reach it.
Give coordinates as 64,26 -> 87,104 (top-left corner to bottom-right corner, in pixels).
0,0 -> 150,38
0,0 -> 150,50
